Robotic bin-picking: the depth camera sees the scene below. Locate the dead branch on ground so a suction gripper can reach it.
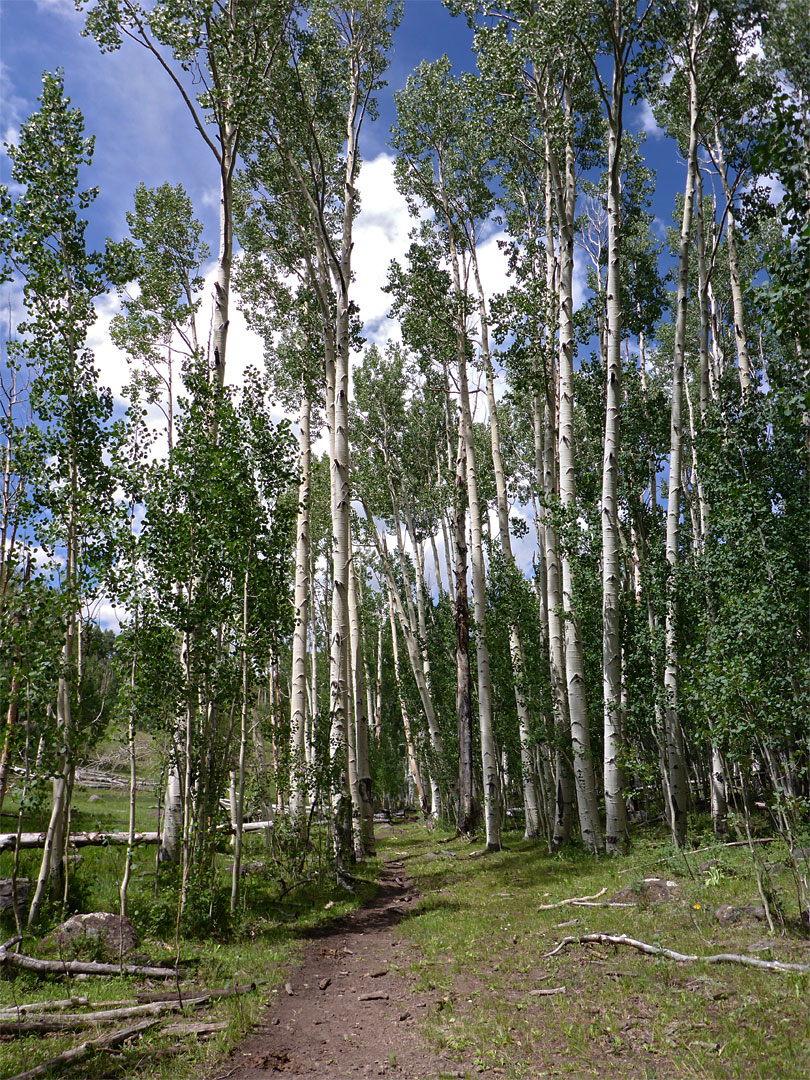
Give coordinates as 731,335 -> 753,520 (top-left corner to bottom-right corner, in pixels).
0,947 -> 187,979
543,932 -> 810,974
4,1016 -> 162,1080
538,887 -> 607,909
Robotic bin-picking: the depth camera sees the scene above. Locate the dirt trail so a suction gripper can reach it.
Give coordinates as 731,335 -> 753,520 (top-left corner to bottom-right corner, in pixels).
209,860 -> 469,1080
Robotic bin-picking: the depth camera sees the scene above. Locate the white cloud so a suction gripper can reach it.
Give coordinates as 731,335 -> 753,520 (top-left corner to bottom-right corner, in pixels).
636,99 -> 664,140
352,153 -> 414,346
761,174 -> 785,206
0,60 -> 28,151
33,0 -> 78,17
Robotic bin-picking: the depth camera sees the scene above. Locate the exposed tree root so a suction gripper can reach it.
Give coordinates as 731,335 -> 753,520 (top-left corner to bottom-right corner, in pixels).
543,932 -> 810,974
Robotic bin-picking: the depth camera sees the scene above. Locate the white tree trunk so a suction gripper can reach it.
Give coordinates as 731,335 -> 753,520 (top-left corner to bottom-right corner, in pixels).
455,297 -> 500,851
663,20 -> 702,847
388,591 -> 426,811
472,252 -> 541,840
550,90 -> 604,853
289,389 -> 312,822
348,536 -> 375,856
602,36 -> 628,854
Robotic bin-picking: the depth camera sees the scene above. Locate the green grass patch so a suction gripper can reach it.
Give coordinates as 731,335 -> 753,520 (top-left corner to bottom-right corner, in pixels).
0,786 -> 380,1079
378,822 -> 810,1080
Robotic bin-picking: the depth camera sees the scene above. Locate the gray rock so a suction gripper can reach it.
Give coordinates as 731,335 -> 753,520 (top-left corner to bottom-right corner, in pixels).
714,903 -> 767,925
0,877 -> 30,914
41,912 -> 139,961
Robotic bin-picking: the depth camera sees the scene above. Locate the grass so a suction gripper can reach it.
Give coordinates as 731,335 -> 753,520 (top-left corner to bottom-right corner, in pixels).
375,821 -> 810,1080
0,779 -> 380,1079
2,786 -> 809,1080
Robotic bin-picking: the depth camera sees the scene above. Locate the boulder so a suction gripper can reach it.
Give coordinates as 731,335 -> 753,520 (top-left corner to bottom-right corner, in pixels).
0,877 -> 30,914
41,912 -> 139,961
610,877 -> 682,904
714,903 -> 767,925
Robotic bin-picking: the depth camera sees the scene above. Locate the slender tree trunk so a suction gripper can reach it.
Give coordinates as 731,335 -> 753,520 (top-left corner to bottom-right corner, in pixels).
472,252 -> 541,840
308,553 -> 318,768
231,566 -> 250,913
663,21 -> 702,847
550,89 -> 603,852
212,131 -> 235,387
120,615 -> 139,920
712,130 -> 751,396
374,621 -> 383,742
537,156 -> 573,848
290,388 -> 312,822
367,514 -> 442,815
454,425 -> 476,835
388,592 -> 425,811
602,31 -> 628,853
348,539 -> 374,856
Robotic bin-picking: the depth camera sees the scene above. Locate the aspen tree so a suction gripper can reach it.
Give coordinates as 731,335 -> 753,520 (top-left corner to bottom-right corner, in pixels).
1,73 -> 128,921
393,61 -> 502,850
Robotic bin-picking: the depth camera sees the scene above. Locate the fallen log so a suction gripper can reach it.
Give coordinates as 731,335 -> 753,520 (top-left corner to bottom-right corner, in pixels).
135,980 -> 258,1004
543,932 -> 810,974
0,997 -> 91,1015
0,994 -> 211,1035
4,1016 -> 162,1080
1,822 -> 273,852
0,948 -> 187,980
0,831 -> 160,853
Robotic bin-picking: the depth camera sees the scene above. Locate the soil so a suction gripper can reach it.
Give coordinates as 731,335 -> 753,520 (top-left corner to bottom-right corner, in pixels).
208,860 -> 470,1080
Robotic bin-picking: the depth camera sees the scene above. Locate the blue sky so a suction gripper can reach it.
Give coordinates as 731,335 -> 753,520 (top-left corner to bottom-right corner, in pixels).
0,0 -> 686,360
0,0 -> 691,613
1,0 -> 677,306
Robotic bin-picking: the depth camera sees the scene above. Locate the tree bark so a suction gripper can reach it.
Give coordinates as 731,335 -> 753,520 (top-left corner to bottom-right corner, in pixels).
602,12 -> 629,853
290,388 -> 312,822
663,14 -> 703,847
549,86 -> 603,853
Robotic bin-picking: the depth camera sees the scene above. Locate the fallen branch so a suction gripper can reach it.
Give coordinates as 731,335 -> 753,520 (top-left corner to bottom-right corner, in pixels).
0,994 -> 211,1035
0,831 -> 160,852
1,821 -> 273,852
659,838 -> 777,861
538,887 -> 607,910
543,932 -> 810,974
135,981 -> 258,1004
0,997 -> 91,1015
0,948 -> 187,979
4,1016 -> 162,1080
527,986 -> 566,996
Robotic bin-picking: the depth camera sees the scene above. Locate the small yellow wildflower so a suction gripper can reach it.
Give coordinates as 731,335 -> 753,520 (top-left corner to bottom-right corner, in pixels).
693,903 -> 701,910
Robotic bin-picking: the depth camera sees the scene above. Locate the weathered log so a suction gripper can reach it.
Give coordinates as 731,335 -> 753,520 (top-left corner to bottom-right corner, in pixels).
4,1016 -> 162,1080
135,980 -> 258,1003
0,947 -> 187,979
0,831 -> 161,852
0,994 -> 211,1035
0,822 -> 272,852
0,997 -> 91,1015
543,932 -> 810,974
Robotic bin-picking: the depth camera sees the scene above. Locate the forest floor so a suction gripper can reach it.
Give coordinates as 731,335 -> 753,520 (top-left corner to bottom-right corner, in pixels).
4,800 -> 810,1080
207,821 -> 810,1080
207,855 -> 471,1080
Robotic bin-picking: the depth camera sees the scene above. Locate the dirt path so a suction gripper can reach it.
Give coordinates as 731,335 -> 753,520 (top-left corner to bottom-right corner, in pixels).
209,860 -> 469,1080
